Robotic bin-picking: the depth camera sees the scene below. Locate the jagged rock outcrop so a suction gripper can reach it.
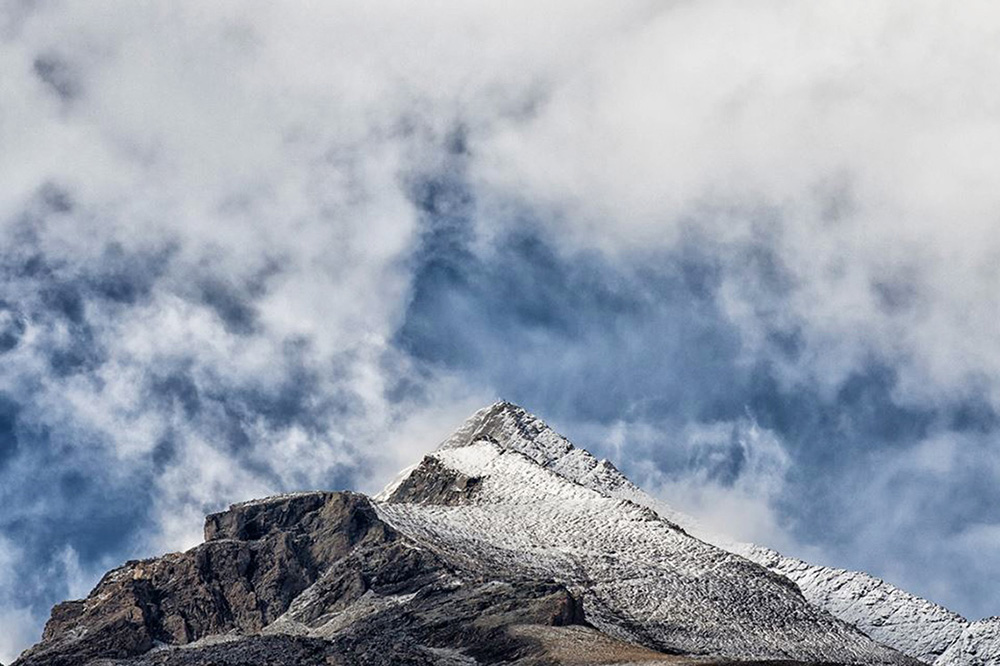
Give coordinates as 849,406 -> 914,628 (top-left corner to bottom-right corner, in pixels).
13,401 -> 996,666
15,492 -> 398,665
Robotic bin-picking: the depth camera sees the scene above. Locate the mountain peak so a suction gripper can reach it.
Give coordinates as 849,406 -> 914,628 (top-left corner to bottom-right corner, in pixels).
430,400 -> 633,497
14,403 -> 997,666
372,410 -> 916,664
392,402 -> 985,666
437,400 -> 567,455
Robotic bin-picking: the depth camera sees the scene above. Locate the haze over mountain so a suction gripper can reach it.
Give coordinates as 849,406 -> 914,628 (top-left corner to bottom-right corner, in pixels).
13,403 -> 998,666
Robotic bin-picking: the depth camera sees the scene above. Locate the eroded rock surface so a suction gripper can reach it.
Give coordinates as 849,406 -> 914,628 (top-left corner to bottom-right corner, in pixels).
16,492 -> 396,665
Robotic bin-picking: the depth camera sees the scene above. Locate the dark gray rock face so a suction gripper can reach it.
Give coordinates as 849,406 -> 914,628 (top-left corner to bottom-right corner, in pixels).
385,454 -> 484,505
15,492 -> 397,666
117,636 -> 345,666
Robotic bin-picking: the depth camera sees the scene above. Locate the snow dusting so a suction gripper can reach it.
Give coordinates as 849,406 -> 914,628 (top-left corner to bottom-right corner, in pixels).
380,401 -> 997,666
377,408 -> 916,663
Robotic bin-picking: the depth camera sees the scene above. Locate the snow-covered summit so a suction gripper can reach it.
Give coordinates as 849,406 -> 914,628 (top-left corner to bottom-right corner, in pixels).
377,403 -> 917,664
387,401 -> 994,666
434,400 -> 641,498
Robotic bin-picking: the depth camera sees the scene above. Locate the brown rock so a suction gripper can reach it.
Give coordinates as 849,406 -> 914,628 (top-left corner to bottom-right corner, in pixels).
14,492 -> 398,666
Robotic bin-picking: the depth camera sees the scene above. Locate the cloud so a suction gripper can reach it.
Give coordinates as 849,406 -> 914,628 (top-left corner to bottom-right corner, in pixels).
608,415 -> 798,549
0,537 -> 38,663
824,430 -> 1000,617
0,1 -> 517,656
3,1 -> 1000,660
474,1 -> 1000,408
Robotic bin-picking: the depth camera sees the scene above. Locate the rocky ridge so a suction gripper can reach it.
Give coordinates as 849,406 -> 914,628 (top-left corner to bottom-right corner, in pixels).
11,401 -> 997,666
737,546 -> 967,665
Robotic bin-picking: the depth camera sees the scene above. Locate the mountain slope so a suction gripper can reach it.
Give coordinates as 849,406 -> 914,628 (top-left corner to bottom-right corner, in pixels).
429,402 -> 980,666
15,490 -> 625,666
377,435 -> 912,664
937,619 -> 1000,666
739,546 -> 967,665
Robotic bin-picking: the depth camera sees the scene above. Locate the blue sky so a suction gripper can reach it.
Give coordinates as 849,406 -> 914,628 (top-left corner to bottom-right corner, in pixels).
3,2 -> 1000,660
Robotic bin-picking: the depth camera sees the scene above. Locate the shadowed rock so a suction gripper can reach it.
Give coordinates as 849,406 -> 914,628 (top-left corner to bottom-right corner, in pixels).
15,492 -> 396,666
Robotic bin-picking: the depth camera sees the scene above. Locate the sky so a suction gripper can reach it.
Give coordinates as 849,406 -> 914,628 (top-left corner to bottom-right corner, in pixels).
2,1 -> 1000,660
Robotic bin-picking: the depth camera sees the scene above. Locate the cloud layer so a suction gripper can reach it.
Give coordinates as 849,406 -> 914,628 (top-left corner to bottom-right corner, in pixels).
2,1 -> 1000,660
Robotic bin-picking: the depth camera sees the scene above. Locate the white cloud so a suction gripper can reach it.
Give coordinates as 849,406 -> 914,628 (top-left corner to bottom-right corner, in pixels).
0,1 -> 669,568
3,0 -> 1000,655
474,0 -> 1000,406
